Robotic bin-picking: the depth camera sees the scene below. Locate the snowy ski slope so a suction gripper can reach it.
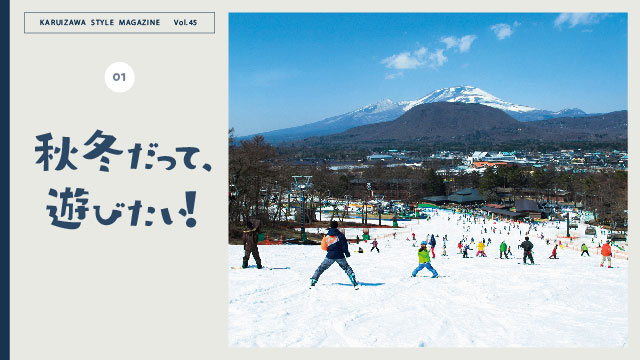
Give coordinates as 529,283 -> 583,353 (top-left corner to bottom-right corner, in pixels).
228,211 -> 627,347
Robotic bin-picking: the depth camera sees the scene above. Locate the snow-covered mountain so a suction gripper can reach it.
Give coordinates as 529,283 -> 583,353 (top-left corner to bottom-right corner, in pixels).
241,85 -> 592,143
402,85 -> 538,113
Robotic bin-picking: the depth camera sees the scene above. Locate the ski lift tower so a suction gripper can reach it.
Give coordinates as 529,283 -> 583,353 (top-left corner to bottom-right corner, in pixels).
375,194 -> 385,226
292,176 -> 313,242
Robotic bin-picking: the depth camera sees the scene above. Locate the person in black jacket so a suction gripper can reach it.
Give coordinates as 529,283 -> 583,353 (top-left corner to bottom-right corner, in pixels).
520,236 -> 534,264
242,219 -> 262,269
310,221 -> 358,288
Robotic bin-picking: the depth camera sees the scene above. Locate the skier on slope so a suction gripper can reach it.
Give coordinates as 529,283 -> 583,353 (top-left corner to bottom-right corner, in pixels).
600,241 -> 613,268
462,243 -> 472,258
499,240 -> 508,259
429,234 -> 436,258
581,243 -> 590,256
476,240 -> 487,257
310,220 -> 358,288
412,241 -> 439,278
549,244 -> 558,259
520,236 -> 535,264
371,238 -> 380,253
458,241 -> 463,254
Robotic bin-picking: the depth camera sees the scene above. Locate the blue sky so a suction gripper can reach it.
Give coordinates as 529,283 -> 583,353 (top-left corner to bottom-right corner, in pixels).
230,13 -> 627,136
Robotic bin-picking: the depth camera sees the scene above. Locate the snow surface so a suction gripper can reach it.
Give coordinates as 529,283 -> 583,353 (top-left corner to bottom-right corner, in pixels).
229,211 -> 627,347
402,85 -> 538,113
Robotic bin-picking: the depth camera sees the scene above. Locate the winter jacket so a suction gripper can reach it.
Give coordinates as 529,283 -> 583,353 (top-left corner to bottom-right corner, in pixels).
418,248 -> 431,263
478,242 -> 485,251
581,244 -> 588,251
242,227 -> 258,251
601,243 -> 612,257
372,240 -> 378,247
500,242 -> 507,252
551,247 -> 557,256
430,235 -> 436,246
521,240 -> 534,252
325,228 -> 350,259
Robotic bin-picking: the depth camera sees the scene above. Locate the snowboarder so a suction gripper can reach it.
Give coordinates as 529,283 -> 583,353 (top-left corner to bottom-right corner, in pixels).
242,219 -> 262,269
371,239 -> 380,253
600,241 -> 612,268
412,241 -> 439,278
520,236 -> 534,264
549,244 -> 558,259
581,243 -> 590,256
476,240 -> 487,257
310,221 -> 358,288
429,235 -> 436,258
499,240 -> 508,259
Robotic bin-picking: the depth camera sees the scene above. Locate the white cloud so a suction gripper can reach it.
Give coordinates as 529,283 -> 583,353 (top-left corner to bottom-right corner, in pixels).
441,36 -> 458,50
491,21 -> 520,40
381,43 -> 456,77
385,72 -> 404,80
440,35 -> 477,52
458,35 -> 477,52
381,46 -> 427,69
429,49 -> 447,68
554,13 -> 605,29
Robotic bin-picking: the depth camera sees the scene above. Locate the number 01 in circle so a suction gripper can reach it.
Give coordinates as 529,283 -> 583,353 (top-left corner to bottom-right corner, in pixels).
105,62 -> 135,93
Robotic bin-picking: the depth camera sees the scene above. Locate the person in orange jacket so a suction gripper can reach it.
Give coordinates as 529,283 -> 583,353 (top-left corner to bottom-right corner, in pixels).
600,240 -> 613,268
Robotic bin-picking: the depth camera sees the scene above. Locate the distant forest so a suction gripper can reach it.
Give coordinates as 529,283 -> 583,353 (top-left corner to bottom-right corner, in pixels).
229,132 -> 627,232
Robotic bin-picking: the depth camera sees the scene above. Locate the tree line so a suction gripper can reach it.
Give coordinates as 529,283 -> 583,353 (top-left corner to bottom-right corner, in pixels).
230,132 -> 627,230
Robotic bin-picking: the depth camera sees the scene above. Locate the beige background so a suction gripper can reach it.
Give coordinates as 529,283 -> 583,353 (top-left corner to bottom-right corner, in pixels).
9,0 -> 638,359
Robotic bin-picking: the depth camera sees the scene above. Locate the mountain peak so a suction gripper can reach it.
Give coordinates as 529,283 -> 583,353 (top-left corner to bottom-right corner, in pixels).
402,85 -> 539,113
